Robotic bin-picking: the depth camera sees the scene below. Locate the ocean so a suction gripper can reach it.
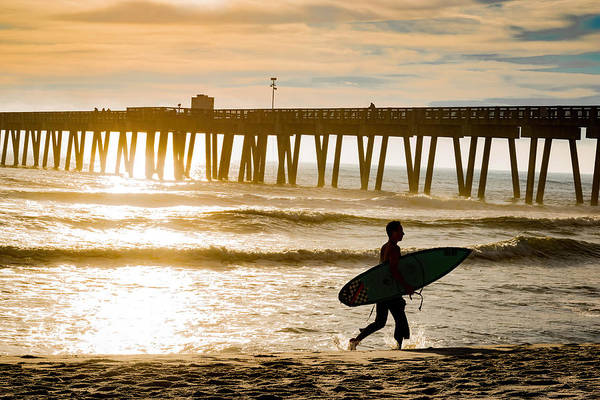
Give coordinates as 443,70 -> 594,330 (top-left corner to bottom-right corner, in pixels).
0,161 -> 599,355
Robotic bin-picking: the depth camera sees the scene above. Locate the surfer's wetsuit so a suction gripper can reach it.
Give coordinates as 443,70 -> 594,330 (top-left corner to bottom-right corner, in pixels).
353,242 -> 410,347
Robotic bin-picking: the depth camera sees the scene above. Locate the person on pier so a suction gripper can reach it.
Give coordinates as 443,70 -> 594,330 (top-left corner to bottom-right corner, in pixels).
349,221 -> 412,350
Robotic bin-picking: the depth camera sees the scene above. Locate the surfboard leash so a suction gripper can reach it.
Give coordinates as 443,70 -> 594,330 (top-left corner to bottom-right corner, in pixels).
412,256 -> 426,311
366,304 -> 376,322
411,288 -> 424,311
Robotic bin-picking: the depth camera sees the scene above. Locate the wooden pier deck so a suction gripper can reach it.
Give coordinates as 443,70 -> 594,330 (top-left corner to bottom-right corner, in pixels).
1,105 -> 599,205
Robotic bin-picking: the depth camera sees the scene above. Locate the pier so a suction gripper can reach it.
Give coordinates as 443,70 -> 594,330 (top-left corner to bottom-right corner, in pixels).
0,104 -> 599,205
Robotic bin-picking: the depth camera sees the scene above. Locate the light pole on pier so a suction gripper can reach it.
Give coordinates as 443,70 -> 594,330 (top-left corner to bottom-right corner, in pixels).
270,77 -> 277,110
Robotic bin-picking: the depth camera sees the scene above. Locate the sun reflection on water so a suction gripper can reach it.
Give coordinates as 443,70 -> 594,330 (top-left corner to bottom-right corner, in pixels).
61,266 -> 207,354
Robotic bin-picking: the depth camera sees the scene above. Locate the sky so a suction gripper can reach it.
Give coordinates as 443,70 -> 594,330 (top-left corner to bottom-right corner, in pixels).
0,0 -> 599,173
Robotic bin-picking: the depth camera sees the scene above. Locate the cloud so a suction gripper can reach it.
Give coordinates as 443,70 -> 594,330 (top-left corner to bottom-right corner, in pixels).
57,0 -> 381,25
429,95 -> 600,107
283,75 -> 390,88
513,14 -> 600,41
56,0 -> 496,27
465,52 -> 600,74
352,17 -> 480,34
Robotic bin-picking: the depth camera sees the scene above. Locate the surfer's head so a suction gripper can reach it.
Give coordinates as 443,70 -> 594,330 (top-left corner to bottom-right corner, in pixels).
386,221 -> 404,242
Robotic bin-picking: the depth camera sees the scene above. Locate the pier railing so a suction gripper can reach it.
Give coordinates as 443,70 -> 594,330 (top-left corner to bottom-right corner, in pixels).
128,105 -> 600,122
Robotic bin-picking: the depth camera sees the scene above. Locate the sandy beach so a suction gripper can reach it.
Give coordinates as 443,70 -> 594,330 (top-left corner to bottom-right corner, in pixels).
1,343 -> 597,399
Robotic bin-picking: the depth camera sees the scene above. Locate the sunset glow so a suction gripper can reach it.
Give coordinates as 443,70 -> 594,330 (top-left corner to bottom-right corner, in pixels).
1,1 -> 598,111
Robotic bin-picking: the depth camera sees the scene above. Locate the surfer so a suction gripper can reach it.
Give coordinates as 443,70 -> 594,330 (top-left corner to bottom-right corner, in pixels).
349,221 -> 412,350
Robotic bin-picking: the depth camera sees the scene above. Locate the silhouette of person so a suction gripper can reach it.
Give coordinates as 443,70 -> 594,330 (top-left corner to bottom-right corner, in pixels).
368,102 -> 377,119
349,221 -> 412,350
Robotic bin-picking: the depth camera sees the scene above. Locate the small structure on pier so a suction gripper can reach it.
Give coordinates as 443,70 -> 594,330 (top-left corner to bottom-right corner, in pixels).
191,95 -> 214,110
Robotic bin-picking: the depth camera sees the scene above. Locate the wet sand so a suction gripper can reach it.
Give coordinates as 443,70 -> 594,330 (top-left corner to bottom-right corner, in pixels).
1,343 -> 598,399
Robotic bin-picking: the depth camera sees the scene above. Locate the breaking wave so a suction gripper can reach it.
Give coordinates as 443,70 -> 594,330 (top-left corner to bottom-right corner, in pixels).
3,207 -> 599,233
2,235 -> 599,267
472,235 -> 600,262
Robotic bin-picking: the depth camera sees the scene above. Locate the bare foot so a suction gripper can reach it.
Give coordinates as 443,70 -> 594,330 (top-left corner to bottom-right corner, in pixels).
348,338 -> 360,351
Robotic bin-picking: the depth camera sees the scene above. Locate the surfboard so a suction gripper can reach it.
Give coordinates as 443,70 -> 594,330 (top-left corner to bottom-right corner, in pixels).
338,247 -> 471,307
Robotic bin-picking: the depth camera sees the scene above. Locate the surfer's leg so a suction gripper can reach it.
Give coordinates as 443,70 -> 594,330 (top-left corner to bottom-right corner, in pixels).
355,303 -> 388,342
389,300 -> 409,348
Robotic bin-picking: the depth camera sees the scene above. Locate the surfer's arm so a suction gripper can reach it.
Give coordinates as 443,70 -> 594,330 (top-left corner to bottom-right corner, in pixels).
389,250 -> 414,295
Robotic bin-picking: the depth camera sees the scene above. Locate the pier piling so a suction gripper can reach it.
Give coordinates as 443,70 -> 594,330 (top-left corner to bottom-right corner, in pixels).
248,134 -> 259,182
275,134 -> 288,184
452,137 -> 465,196
3,130 -> 22,167
145,132 -> 156,179
22,130 -> 41,167
239,134 -> 253,183
508,138 -> 520,199
211,133 -> 218,180
406,136 -> 423,193
525,138 -> 538,204
65,130 -> 86,171
42,130 -> 62,169
218,133 -> 234,181
115,131 -> 137,177
276,134 -> 300,185
357,134 -> 374,190
172,131 -> 186,180
90,131 -> 111,173
185,133 -> 196,178
403,137 -> 414,193
535,139 -> 552,204
374,135 -> 388,191
424,137 -> 437,195
477,137 -> 492,200
204,133 -> 212,181
1,130 -> 8,166
12,130 -> 21,167
464,136 -> 478,197
289,134 -> 301,186
156,132 -> 169,180
331,134 -> 343,188
314,134 -> 329,187
568,139 -> 583,204
21,130 -> 29,166
253,134 -> 267,183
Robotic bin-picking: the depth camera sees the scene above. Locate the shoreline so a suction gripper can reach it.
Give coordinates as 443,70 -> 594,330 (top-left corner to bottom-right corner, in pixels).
1,343 -> 598,399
